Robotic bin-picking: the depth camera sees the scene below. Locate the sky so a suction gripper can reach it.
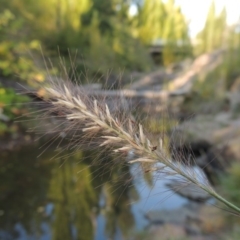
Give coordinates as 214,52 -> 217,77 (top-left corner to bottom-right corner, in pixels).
130,0 -> 240,38
175,0 -> 240,37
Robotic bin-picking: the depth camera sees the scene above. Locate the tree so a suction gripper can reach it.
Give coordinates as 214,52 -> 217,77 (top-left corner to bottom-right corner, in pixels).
136,0 -> 191,65
197,1 -> 227,53
138,0 -> 166,44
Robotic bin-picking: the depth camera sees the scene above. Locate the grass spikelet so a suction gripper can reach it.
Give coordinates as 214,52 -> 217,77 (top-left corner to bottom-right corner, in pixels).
159,137 -> 163,150
66,113 -> 86,120
64,84 -> 71,99
102,136 -> 122,142
128,119 -> 133,135
45,87 -> 62,98
73,96 -> 87,110
55,99 -> 75,109
105,104 -> 112,123
93,99 -> 99,116
129,158 -> 157,164
139,124 -> 145,144
114,146 -> 133,152
82,126 -> 101,132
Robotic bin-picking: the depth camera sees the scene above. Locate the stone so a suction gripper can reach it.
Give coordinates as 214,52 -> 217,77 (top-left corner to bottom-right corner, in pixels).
166,180 -> 211,202
145,202 -> 201,226
145,203 -> 224,239
148,223 -> 187,240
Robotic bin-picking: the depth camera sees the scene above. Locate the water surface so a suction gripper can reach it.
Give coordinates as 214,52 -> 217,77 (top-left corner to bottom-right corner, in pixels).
0,144 -> 187,240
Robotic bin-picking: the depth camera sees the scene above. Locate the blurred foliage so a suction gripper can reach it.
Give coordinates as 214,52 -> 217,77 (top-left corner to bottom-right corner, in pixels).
137,0 -> 189,43
196,2 -> 227,54
0,0 -> 239,134
0,0 -> 193,78
0,0 -> 154,75
0,86 -> 29,119
137,0 -> 192,65
219,163 -> 240,238
192,2 -> 240,114
145,116 -> 178,134
224,35 -> 240,89
0,9 -> 43,134
182,65 -> 227,114
220,163 -> 240,207
0,8 -> 44,135
0,0 -> 193,135
183,27 -> 240,114
222,226 -> 240,240
0,9 -> 45,83
0,0 -> 238,84
0,85 -> 30,135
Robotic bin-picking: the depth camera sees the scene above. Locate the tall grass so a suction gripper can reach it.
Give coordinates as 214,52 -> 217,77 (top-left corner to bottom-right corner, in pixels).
35,75 -> 240,215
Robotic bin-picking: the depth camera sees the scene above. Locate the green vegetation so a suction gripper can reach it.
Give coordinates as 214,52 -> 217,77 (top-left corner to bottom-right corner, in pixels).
182,47 -> 240,114
0,0 -> 193,135
145,117 -> 178,134
0,9 -> 44,83
0,85 -> 30,135
0,8 -> 43,135
0,0 -> 192,76
182,5 -> 240,114
216,163 -> 240,239
196,1 -> 227,54
220,163 -> 240,207
136,0 -> 192,65
186,1 -> 240,114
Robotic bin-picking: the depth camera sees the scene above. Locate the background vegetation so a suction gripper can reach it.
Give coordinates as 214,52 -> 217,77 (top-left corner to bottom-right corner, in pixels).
1,0 -> 240,238
0,0 -> 195,135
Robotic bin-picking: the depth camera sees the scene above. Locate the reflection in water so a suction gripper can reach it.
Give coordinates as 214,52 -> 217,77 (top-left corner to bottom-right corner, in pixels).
0,146 -> 138,240
48,151 -> 96,240
0,147 -> 53,239
0,144 -> 187,240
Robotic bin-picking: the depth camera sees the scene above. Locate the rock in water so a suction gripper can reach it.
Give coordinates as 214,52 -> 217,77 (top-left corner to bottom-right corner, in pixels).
166,180 -> 211,202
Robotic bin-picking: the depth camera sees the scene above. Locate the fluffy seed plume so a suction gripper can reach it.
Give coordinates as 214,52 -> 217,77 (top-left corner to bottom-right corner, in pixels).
38,79 -> 240,215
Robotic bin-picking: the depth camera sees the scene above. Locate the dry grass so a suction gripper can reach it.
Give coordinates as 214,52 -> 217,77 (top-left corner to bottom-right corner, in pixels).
40,78 -> 216,197
26,54 -> 240,214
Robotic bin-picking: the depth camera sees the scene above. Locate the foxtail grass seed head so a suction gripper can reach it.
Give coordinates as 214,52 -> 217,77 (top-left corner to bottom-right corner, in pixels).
32,76 -> 240,215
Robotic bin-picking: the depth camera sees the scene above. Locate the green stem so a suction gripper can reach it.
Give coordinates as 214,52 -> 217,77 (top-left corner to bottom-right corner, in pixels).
211,191 -> 240,214
164,160 -> 240,214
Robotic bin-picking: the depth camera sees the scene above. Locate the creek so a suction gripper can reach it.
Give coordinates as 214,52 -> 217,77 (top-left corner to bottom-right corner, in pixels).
0,142 -> 189,240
